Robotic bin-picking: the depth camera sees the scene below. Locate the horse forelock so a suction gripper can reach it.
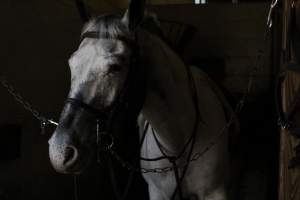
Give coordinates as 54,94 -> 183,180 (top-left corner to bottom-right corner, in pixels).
81,13 -> 164,46
82,15 -> 132,42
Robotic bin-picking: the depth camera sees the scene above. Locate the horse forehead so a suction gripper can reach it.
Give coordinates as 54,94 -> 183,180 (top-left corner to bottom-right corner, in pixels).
69,38 -> 131,71
81,38 -> 130,57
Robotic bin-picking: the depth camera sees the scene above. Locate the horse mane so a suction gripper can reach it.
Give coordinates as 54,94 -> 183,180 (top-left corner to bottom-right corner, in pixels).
141,13 -> 197,54
81,12 -> 195,54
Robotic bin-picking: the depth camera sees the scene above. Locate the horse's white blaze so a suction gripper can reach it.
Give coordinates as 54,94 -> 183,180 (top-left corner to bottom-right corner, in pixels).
68,38 -> 130,107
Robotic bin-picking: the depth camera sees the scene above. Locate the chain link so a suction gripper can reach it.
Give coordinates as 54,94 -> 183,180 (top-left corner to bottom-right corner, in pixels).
0,77 -> 58,133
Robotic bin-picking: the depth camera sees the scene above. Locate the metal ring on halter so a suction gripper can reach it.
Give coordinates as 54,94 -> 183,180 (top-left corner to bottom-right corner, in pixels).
40,118 -> 59,135
97,132 -> 115,151
96,120 -> 114,151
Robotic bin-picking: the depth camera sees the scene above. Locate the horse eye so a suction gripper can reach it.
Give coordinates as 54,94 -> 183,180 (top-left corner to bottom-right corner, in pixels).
109,64 -> 122,72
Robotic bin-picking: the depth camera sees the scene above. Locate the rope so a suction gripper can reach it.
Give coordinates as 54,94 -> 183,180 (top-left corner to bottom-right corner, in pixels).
74,176 -> 79,200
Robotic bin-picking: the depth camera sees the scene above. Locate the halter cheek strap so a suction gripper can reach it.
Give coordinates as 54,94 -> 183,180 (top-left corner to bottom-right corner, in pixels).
64,97 -> 115,154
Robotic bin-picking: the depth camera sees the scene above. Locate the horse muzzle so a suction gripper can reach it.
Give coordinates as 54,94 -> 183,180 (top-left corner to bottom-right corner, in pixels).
48,132 -> 87,174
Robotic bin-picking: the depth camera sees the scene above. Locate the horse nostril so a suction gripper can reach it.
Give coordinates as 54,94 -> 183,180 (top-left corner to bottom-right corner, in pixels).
63,145 -> 78,167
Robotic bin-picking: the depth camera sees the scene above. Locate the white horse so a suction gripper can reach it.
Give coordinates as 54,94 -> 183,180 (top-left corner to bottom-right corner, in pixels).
48,1 -> 236,199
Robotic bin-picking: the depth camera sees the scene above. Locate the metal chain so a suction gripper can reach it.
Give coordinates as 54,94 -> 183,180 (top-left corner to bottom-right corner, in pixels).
110,109 -> 236,174
109,93 -> 242,174
110,149 -> 175,174
0,77 -> 58,133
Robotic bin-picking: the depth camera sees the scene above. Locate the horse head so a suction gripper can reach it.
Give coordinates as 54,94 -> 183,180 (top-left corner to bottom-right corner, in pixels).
48,0 -> 146,174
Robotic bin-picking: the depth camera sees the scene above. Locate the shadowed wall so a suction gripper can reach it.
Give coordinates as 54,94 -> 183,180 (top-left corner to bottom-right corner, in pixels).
0,1 -> 277,200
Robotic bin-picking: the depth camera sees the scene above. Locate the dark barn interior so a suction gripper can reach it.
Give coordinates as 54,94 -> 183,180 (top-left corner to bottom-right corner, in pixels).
0,0 -> 286,200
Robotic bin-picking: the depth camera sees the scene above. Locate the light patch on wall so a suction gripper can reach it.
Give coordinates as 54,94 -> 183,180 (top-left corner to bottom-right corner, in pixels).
147,0 -> 194,4
195,0 -> 206,4
87,0 -> 196,12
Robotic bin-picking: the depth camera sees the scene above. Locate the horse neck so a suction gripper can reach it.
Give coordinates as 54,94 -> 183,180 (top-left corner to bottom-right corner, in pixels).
138,31 -> 196,154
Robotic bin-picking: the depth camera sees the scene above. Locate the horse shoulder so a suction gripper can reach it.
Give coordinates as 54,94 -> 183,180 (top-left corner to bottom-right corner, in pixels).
189,65 -> 240,136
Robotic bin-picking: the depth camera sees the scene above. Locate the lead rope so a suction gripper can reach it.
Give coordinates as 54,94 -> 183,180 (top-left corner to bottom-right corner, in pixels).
108,155 -> 136,200
96,119 -> 101,163
171,160 -> 184,200
151,129 -> 184,199
74,176 -> 79,200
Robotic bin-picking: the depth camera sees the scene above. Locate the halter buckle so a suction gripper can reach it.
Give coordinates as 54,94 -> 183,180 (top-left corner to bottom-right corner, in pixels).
96,120 -> 114,151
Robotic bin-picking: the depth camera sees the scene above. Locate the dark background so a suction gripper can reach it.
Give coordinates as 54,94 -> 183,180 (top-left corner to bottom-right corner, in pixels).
0,1 -> 279,200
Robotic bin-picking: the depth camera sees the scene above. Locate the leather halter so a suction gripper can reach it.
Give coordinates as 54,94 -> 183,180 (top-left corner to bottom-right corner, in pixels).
65,98 -> 109,119
65,30 -> 145,151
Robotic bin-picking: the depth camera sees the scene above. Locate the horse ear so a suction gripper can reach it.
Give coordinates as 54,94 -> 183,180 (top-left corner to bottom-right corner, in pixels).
122,0 -> 145,31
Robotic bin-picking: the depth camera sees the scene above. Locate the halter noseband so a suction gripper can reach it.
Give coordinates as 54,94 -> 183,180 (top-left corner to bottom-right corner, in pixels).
65,97 -> 115,153
65,98 -> 109,119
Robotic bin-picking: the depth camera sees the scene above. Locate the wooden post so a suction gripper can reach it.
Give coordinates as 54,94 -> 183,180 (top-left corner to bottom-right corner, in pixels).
279,0 -> 300,198
279,71 -> 300,200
